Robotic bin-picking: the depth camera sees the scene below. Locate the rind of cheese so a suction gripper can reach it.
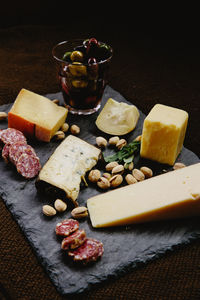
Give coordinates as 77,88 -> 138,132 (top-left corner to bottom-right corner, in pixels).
87,163 -> 200,228
37,135 -> 101,206
8,88 -> 68,142
95,98 -> 140,135
140,104 -> 188,165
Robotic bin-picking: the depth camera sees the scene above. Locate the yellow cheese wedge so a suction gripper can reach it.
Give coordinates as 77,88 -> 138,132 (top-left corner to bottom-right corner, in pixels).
140,104 -> 188,165
8,88 -> 68,142
95,98 -> 140,135
87,163 -> 200,227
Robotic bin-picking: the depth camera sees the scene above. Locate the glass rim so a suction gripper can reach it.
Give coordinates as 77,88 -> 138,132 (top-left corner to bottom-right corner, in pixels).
52,39 -> 113,66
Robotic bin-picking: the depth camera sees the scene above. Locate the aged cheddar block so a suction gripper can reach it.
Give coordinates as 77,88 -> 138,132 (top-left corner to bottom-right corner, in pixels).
36,135 -> 101,206
140,104 -> 188,165
95,98 -> 140,135
8,88 -> 68,142
87,163 -> 200,227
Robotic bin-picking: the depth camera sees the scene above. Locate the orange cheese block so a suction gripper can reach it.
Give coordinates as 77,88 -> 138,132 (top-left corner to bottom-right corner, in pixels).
8,89 -> 68,142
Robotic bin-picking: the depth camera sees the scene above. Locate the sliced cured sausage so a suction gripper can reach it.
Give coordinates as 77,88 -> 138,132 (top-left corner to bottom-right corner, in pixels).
1,128 -> 26,145
9,141 -> 36,165
61,229 -> 86,250
55,219 -> 79,237
68,238 -> 104,264
16,153 -> 41,179
2,143 -> 10,163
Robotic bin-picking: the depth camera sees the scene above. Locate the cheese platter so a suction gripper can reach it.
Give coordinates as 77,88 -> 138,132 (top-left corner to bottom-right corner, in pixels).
0,85 -> 200,295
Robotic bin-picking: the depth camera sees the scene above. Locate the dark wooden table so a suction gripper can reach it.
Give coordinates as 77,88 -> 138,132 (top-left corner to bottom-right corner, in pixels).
0,16 -> 200,300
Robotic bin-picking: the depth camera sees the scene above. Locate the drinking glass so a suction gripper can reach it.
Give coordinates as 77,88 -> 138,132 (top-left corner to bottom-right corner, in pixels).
52,39 -> 113,115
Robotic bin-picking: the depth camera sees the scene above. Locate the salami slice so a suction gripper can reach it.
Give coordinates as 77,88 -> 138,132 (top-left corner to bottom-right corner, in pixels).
2,143 -> 11,163
16,152 -> 41,179
1,128 -> 26,145
61,229 -> 86,250
9,141 -> 36,165
68,238 -> 104,264
55,219 -> 79,237
0,130 -> 4,150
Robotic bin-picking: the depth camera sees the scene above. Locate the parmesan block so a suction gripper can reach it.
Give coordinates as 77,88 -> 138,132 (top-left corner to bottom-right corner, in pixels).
140,104 -> 188,165
36,135 -> 101,206
87,163 -> 200,227
95,98 -> 140,135
8,88 -> 68,142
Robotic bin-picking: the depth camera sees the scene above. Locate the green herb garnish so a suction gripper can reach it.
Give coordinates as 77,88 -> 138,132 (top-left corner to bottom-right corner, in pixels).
103,140 -> 141,165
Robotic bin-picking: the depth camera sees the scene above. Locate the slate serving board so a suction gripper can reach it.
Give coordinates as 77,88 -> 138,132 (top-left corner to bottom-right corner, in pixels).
0,86 -> 200,296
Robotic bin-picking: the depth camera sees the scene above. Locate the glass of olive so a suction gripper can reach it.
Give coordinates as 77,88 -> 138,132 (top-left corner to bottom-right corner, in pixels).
52,38 -> 113,115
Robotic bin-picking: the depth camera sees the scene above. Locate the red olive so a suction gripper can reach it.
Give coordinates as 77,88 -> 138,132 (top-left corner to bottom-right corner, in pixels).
86,38 -> 99,55
88,38 -> 98,47
88,57 -> 97,65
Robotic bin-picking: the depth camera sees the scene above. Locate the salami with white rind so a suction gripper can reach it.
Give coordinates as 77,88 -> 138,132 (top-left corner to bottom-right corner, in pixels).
0,128 -> 26,145
16,153 -> 41,179
55,219 -> 79,237
9,141 -> 36,165
61,229 -> 86,250
2,143 -> 10,163
68,238 -> 104,264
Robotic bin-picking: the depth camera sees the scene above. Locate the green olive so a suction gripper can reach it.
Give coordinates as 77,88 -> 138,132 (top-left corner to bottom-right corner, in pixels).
68,62 -> 87,76
63,51 -> 72,61
100,43 -> 110,51
70,50 -> 84,62
72,80 -> 88,88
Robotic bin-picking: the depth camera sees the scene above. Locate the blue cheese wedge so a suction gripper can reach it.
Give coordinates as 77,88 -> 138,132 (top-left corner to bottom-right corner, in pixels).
36,135 -> 101,206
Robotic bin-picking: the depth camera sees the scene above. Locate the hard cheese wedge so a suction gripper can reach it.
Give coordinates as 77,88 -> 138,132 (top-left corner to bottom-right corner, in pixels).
95,98 -> 140,135
8,88 -> 68,142
140,104 -> 188,165
36,135 -> 101,206
87,163 -> 200,227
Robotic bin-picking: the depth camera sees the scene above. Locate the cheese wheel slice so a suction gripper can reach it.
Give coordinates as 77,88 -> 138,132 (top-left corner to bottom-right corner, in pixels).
95,98 -> 140,135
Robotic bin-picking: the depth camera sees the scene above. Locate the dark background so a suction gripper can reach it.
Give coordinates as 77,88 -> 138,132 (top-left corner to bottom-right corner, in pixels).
0,2 -> 200,300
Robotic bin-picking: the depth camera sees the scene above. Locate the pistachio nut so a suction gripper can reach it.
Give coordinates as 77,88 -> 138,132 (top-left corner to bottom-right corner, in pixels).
0,112 -> 8,121
71,206 -> 88,219
110,174 -> 123,187
54,199 -> 67,212
125,174 -> 138,185
116,139 -> 127,150
128,162 -> 134,171
111,164 -> 124,175
97,177 -> 110,189
173,162 -> 186,170
140,166 -> 153,178
134,135 -> 142,142
88,169 -> 101,183
70,124 -> 80,135
54,130 -> 65,140
102,172 -> 112,180
108,136 -> 120,146
132,168 -> 145,181
61,122 -> 69,133
96,136 -> 107,148
105,161 -> 118,172
42,205 -> 57,217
